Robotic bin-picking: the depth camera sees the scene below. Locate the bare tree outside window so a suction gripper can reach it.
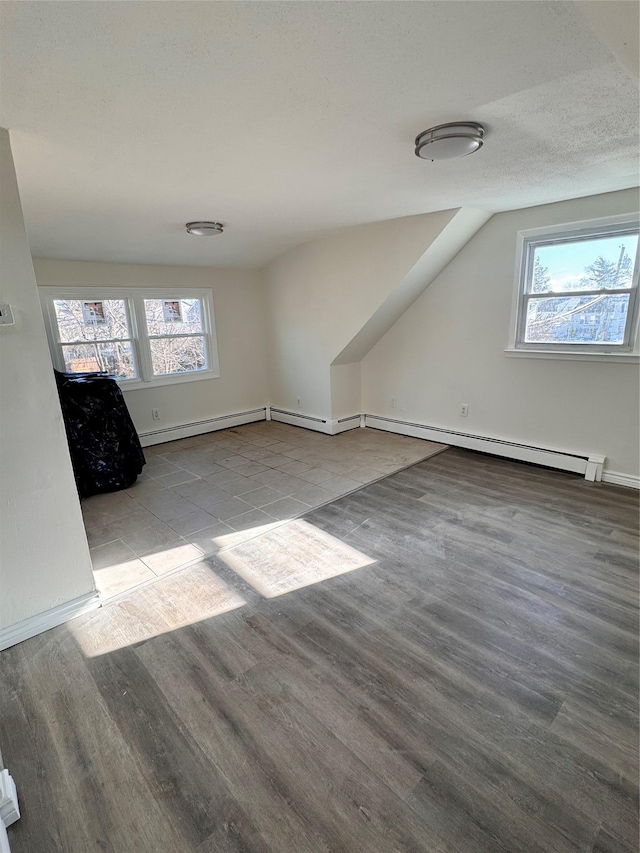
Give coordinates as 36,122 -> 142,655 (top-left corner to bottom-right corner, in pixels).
144,298 -> 207,376
521,230 -> 638,348
53,299 -> 137,378
43,289 -> 218,386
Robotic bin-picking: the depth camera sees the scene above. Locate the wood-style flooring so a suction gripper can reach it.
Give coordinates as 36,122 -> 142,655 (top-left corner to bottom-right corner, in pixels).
83,421 -> 446,599
1,447 -> 638,852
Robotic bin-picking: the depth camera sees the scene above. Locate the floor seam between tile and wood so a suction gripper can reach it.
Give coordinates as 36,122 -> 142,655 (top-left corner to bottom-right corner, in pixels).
83,423 -> 448,600
2,446 -> 637,853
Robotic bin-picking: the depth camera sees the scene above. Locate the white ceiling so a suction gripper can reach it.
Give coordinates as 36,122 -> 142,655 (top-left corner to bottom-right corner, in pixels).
1,1 -> 638,268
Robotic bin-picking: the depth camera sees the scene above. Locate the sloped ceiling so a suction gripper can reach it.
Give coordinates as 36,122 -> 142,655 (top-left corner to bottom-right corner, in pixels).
333,208 -> 492,365
0,1 -> 638,268
576,0 -> 639,77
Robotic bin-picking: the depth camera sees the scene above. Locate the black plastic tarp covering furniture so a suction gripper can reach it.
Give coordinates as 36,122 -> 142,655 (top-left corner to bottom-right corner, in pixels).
54,370 -> 145,498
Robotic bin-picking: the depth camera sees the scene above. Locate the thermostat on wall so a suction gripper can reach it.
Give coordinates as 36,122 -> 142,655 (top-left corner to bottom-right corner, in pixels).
0,304 -> 14,325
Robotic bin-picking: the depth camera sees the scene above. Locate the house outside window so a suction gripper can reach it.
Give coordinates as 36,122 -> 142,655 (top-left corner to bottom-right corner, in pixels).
39,288 -> 219,389
509,217 -> 639,358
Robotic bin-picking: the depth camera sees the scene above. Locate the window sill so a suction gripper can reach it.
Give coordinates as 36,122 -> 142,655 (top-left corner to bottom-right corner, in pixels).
118,369 -> 220,392
504,348 -> 639,363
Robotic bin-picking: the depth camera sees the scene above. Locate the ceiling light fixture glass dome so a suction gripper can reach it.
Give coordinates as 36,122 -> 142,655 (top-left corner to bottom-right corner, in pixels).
415,122 -> 485,161
186,221 -> 224,236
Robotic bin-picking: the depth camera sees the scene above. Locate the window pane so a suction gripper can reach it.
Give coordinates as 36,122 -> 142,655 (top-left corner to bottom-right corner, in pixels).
61,341 -> 137,379
144,298 -> 203,336
150,336 -> 207,376
531,234 -> 638,293
524,294 -> 630,344
54,300 -> 131,342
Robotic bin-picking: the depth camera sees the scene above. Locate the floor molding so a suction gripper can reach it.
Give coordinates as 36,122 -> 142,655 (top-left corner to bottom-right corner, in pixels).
268,407 -> 361,436
0,770 -> 19,831
0,820 -> 10,853
601,470 -> 640,490
364,414 -> 604,480
138,408 -> 267,447
138,407 -> 634,485
0,591 -> 101,652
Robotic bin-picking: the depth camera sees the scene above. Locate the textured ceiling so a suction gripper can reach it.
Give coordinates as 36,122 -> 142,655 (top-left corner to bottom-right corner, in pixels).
1,1 -> 638,268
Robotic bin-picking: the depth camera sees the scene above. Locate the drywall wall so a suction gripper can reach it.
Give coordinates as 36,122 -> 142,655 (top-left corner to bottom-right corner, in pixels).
330,363 -> 361,421
362,188 -> 640,479
264,208 -> 491,420
0,129 -> 95,631
33,259 -> 269,436
264,212 -> 451,418
333,208 -> 492,365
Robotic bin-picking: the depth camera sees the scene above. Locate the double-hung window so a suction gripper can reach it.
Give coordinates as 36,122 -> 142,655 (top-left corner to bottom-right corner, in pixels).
40,288 -> 219,389
142,297 -> 208,378
510,218 -> 639,357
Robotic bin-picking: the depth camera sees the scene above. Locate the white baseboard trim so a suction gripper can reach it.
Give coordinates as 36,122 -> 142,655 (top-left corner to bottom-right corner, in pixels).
147,406 -> 634,485
332,414 -> 362,435
269,407 -> 361,436
138,408 -> 267,447
364,414 -> 601,479
0,820 -> 10,853
0,591 -> 101,652
601,470 -> 640,489
0,770 -> 19,829
268,407 -> 329,432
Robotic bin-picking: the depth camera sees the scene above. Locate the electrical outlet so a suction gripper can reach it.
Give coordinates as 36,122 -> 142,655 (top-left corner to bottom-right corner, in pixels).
460,403 -> 469,417
296,396 -> 302,407
390,396 -> 397,409
0,304 -> 15,326
152,408 -> 161,421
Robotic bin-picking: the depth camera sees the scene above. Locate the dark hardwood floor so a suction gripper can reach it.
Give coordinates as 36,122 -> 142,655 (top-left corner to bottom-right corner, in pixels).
1,448 -> 638,852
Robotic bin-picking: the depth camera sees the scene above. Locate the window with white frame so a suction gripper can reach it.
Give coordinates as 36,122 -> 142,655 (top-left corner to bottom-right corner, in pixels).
512,219 -> 639,355
39,288 -> 219,388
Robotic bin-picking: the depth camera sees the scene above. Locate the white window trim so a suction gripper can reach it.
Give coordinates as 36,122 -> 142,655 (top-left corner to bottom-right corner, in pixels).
506,213 -> 640,360
39,286 -> 220,390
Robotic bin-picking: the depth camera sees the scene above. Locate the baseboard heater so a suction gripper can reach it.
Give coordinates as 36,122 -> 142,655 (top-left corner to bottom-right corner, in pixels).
364,414 -> 604,481
269,408 -> 361,435
138,408 -> 267,447
137,406 -> 611,483
269,407 -> 327,424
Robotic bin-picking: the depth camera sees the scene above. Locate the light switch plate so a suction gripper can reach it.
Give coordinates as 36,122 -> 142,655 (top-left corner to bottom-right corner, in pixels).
0,305 -> 14,326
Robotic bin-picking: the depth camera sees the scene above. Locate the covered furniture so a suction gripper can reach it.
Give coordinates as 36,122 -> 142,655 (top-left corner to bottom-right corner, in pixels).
54,370 -> 145,498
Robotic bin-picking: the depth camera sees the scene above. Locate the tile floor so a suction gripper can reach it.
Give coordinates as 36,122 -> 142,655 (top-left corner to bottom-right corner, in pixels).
82,421 -> 447,599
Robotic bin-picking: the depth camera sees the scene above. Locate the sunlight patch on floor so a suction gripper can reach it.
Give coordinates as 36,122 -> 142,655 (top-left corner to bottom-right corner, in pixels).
80,517 -> 375,657
212,520 -> 285,550
83,421 -> 446,600
92,543 -> 205,599
218,518 -> 375,598
74,565 -> 247,656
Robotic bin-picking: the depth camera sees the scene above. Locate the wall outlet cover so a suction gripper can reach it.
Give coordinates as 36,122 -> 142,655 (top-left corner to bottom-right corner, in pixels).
0,304 -> 15,326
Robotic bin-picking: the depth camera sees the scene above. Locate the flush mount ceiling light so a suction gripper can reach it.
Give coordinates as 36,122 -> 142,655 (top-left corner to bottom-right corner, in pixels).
414,122 -> 485,161
186,221 -> 224,236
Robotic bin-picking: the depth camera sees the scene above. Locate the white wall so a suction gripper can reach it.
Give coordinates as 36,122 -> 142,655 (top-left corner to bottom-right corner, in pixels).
0,129 -> 95,632
33,259 -> 269,435
330,362 -> 361,421
362,188 -> 640,479
263,210 -> 461,419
